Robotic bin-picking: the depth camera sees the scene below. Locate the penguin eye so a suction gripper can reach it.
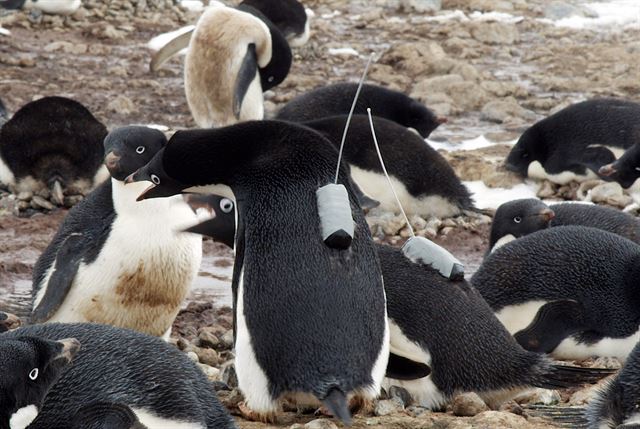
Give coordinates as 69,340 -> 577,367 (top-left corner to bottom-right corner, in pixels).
136,146 -> 145,154
514,216 -> 522,223
268,76 -> 274,83
635,167 -> 640,172
220,198 -> 233,213
150,174 -> 161,185
29,368 -> 39,381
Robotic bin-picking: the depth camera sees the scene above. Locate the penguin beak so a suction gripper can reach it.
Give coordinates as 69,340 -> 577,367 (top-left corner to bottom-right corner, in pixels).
598,163 -> 616,177
539,208 -> 555,222
55,338 -> 81,363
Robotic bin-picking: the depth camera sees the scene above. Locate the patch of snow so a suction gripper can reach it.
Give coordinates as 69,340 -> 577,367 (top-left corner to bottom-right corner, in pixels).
469,11 -> 524,23
427,135 -> 516,152
0,27 -> 10,36
180,0 -> 204,12
321,10 -> 341,19
328,47 -> 359,56
147,25 -> 195,53
465,180 -> 539,210
553,0 -> 639,30
413,9 -> 523,24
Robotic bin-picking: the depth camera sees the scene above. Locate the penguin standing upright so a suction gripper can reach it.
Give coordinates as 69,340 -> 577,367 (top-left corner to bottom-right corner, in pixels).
239,0 -> 310,47
31,126 -> 202,338
0,323 -> 236,428
304,115 -> 475,217
473,225 -> 640,361
0,96 -> 109,205
126,121 -> 389,424
276,83 -> 444,138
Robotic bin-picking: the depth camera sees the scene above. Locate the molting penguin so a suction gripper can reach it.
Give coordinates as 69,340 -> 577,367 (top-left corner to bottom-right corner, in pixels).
600,143 -> 640,189
505,99 -> 640,184
0,0 -> 80,14
150,2 -> 292,127
490,198 -> 640,252
588,341 -> 640,429
276,83 -> 444,138
126,121 -> 389,424
0,96 -> 108,205
239,0 -> 310,47
472,225 -> 640,361
303,114 -> 475,218
31,126 -> 202,338
1,323 -> 236,428
71,403 -> 148,429
0,334 -> 79,429
181,206 -> 612,410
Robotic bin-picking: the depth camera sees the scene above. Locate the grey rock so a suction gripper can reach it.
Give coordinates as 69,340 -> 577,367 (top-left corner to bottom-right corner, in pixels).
481,99 -> 537,123
452,392 -> 489,417
304,419 -> 339,429
374,398 -> 404,416
17,191 -> 33,201
389,385 -> 413,407
470,22 -> 520,45
544,1 -> 589,20
31,195 -> 54,210
400,0 -> 441,13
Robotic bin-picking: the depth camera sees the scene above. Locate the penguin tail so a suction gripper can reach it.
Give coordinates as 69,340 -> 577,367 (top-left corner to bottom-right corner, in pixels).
322,388 -> 351,426
524,405 -> 589,428
534,364 -> 616,390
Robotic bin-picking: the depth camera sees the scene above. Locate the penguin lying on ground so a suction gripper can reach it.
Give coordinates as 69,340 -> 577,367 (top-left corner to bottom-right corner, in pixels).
126,121 -> 389,424
505,99 -> 640,184
150,2 -> 291,127
303,115 -> 475,218
0,0 -> 80,14
1,323 -> 236,428
31,126 -> 202,338
599,143 -> 640,189
0,96 -> 108,205
0,333 -> 79,429
489,199 -> 640,252
179,194 -> 613,410
473,225 -> 640,361
239,0 -> 310,47
588,341 -> 640,429
71,402 -> 148,429
276,83 -> 445,138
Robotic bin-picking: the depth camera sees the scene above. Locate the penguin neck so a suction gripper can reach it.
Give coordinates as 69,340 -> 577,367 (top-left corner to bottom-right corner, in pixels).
111,178 -> 177,217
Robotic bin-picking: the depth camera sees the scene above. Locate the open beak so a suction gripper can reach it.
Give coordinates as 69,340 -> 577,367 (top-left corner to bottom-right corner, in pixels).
539,208 -> 555,222
56,338 -> 81,363
599,164 -> 616,177
135,184 -> 156,202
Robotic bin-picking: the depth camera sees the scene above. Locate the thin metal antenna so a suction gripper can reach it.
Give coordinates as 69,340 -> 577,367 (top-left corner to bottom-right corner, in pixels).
366,108 -> 415,238
333,53 -> 374,184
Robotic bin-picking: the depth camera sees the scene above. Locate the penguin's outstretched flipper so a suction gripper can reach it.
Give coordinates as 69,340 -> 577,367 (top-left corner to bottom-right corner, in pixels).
524,405 -> 589,428
32,233 -> 86,323
515,300 -> 586,354
385,353 -> 431,380
322,388 -> 351,426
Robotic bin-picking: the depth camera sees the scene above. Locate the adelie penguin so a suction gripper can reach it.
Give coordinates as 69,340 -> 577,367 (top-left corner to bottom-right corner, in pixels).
181,203 -> 613,410
126,121 -> 389,424
276,83 -> 445,138
31,126 -> 202,338
0,96 -> 109,206
489,198 -> 640,252
150,2 -> 292,127
239,0 -> 311,47
0,323 -> 236,428
303,114 -> 475,218
505,98 -> 640,184
599,142 -> 640,189
473,225 -> 640,361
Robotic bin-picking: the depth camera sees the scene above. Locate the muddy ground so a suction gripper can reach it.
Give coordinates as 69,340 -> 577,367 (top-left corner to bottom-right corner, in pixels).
0,0 -> 638,427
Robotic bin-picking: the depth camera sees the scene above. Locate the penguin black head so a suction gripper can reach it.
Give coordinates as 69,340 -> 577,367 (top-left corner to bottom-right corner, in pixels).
71,402 -> 147,429
103,126 -> 167,182
489,198 -> 555,251
124,147 -> 187,201
239,0 -> 307,43
183,194 -> 236,248
599,144 -> 640,189
404,100 -> 446,138
505,127 -> 544,177
0,336 -> 80,426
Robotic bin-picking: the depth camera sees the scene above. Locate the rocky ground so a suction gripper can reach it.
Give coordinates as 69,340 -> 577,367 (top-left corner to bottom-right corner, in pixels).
1,0 -> 638,427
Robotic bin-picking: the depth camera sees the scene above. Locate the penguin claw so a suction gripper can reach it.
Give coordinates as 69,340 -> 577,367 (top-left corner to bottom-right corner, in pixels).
237,401 -> 277,424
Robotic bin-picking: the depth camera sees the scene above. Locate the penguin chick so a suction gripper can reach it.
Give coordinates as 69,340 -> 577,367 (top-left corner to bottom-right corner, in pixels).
31,126 -> 202,338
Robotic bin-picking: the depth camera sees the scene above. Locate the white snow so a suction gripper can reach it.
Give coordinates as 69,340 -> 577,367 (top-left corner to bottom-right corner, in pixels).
427,135 -> 516,152
328,47 -> 360,56
147,25 -> 195,53
179,0 -> 204,12
413,9 -> 523,24
465,180 -> 539,210
553,0 -> 639,30
468,11 -> 524,23
0,27 -> 10,36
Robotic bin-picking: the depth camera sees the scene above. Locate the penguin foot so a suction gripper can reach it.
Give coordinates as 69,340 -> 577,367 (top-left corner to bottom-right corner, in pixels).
237,401 -> 277,424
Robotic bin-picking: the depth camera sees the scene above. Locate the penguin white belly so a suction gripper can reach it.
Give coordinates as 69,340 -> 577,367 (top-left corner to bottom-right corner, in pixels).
350,165 -> 461,218
552,327 -> 640,362
9,405 -> 38,429
367,293 -> 390,399
490,234 -> 516,252
288,18 -> 311,47
383,319 -> 447,410
39,194 -> 202,337
527,161 -> 598,184
238,76 -> 265,123
494,300 -> 548,334
0,156 -> 15,186
234,268 -> 278,413
131,408 -> 205,429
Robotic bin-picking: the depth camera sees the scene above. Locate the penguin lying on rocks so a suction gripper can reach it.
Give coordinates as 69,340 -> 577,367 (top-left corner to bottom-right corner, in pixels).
126,121 -> 389,424
489,199 -> 640,252
473,225 -> 640,361
600,142 -> 640,189
1,323 -> 236,428
31,126 -> 202,338
276,83 -> 445,138
0,96 -> 108,205
303,115 -> 475,218
505,99 -> 640,184
150,2 -> 291,127
180,194 -> 614,410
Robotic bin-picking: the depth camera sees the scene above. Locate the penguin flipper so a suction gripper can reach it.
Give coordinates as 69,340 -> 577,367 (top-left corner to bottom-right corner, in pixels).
31,233 -> 86,323
322,388 -> 351,426
183,217 -> 236,249
351,180 -> 380,210
514,299 -> 586,354
385,353 -> 431,380
579,146 -> 618,175
524,405 -> 589,428
233,43 -> 259,119
72,402 -> 146,429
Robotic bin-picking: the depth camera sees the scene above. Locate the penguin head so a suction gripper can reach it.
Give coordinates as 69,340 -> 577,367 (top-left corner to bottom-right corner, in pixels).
490,199 -> 554,250
505,127 -> 544,177
183,194 -> 237,248
0,337 -> 80,424
404,100 -> 445,138
103,126 -> 167,181
599,144 -> 640,189
124,147 -> 187,201
239,0 -> 308,44
71,402 -> 147,429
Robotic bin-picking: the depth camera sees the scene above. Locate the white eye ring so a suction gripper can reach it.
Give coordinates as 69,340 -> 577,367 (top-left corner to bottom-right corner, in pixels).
514,216 -> 522,223
220,198 -> 233,213
635,167 -> 640,172
29,368 -> 38,381
268,76 -> 274,83
136,146 -> 145,154
150,174 -> 160,185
